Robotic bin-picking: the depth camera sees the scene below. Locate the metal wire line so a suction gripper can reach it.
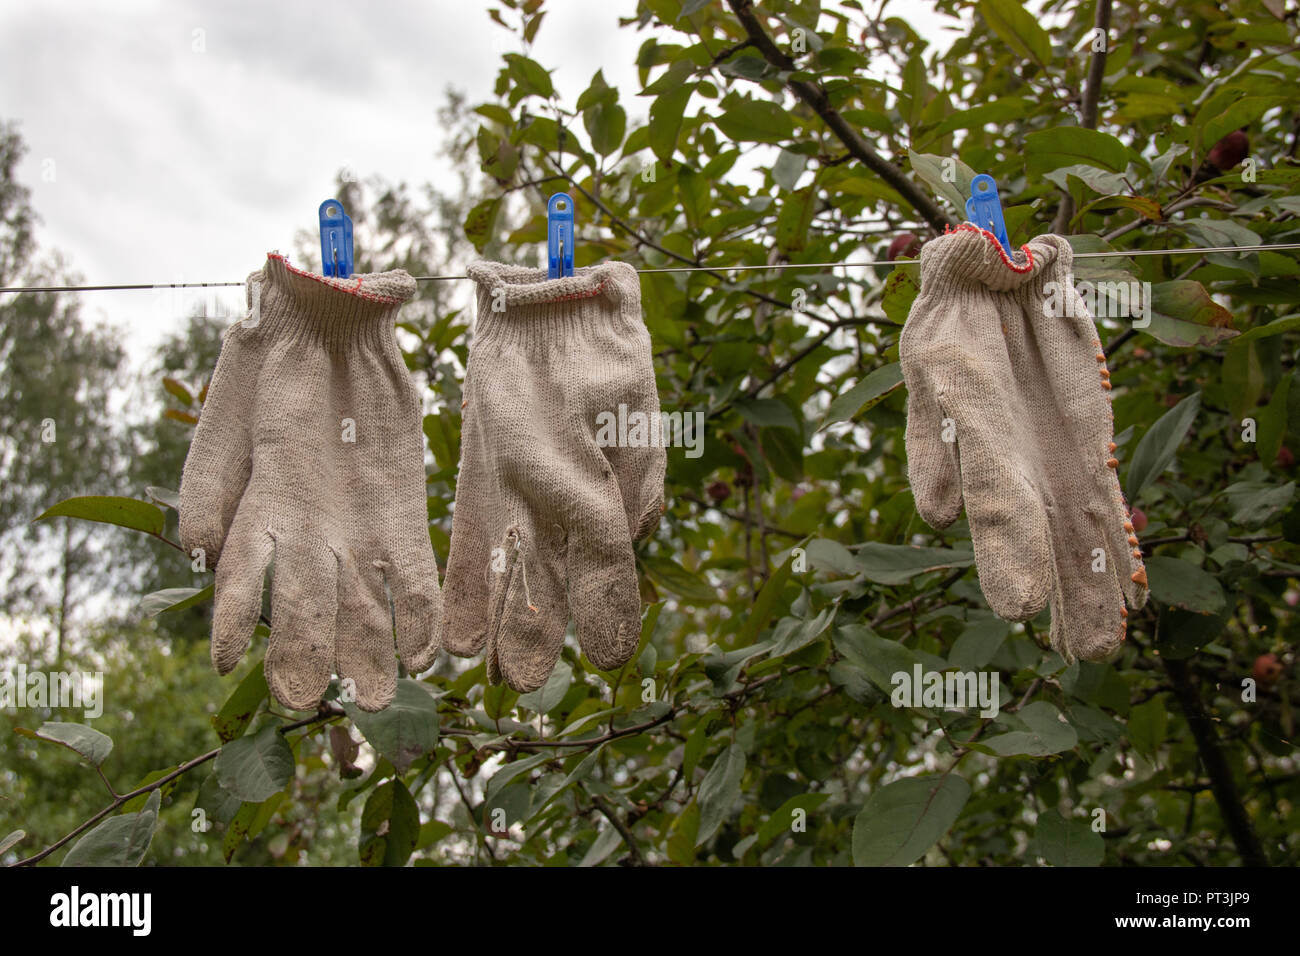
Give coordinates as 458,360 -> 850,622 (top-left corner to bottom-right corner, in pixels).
2,242 -> 1298,294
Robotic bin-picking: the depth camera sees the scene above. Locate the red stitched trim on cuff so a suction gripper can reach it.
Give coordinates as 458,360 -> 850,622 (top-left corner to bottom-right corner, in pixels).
265,252 -> 408,305
945,223 -> 1035,274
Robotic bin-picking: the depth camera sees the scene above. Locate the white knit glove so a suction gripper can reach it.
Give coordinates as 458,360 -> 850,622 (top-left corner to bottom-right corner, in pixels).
180,254 -> 442,711
901,226 -> 1147,662
442,261 -> 665,691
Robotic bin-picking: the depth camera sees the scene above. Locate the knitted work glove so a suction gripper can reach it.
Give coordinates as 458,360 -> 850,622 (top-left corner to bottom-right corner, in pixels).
442,261 -> 665,692
900,226 -> 1147,662
179,253 -> 442,712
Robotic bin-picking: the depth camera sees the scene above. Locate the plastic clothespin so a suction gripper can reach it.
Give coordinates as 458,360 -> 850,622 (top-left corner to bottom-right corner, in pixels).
319,199 -> 354,278
547,192 -> 574,279
965,174 -> 1012,257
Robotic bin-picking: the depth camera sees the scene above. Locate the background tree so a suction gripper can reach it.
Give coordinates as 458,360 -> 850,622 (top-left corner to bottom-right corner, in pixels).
0,122 -> 131,663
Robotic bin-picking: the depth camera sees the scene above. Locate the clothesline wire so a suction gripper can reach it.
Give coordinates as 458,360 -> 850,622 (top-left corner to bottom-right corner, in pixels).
2,242 -> 1298,294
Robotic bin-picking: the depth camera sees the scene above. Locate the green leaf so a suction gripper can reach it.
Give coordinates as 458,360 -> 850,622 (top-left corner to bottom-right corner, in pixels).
948,615 -> 1011,670
343,679 -> 441,774
1143,282 -> 1237,348
908,149 -> 973,213
774,185 -> 816,253
144,485 -> 180,510
1125,392 -> 1201,500
520,745 -> 606,829
756,793 -> 830,848
35,496 -> 165,536
639,553 -> 716,603
1025,127 -> 1129,175
485,752 -> 550,803
359,779 -> 420,867
985,701 -> 1078,756
579,826 -> 624,867
584,101 -> 626,156
1033,809 -> 1104,866
1181,218 -> 1260,250
667,800 -> 700,865
977,0 -> 1051,65
682,716 -> 721,789
738,554 -> 796,646
1259,373 -> 1293,466
16,721 -> 113,766
119,766 -> 180,813
1127,697 -> 1168,757
769,606 -> 836,658
518,661 -> 573,715
772,149 -> 808,191
212,661 -> 269,743
1144,556 -> 1225,613
195,770 -> 243,827
1232,314 -> 1300,345
1197,95 -> 1283,154
215,726 -> 294,802
882,265 -> 921,323
716,99 -> 793,143
576,69 -> 617,110
852,773 -> 970,866
417,819 -> 454,850
463,198 -> 500,251
854,543 -> 975,585
504,53 -> 554,98
820,363 -> 904,429
1043,164 -> 1128,196
139,585 -> 213,618
1156,605 -> 1231,660
1225,480 -> 1296,527
482,683 -> 519,721
696,743 -> 746,846
736,397 -> 799,431
162,376 -> 192,406
62,791 -> 160,867
834,625 -> 933,697
649,85 -> 693,162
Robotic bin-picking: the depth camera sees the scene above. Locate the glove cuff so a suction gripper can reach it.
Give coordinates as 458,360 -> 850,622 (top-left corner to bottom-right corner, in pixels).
466,260 -> 644,347
920,225 -> 1071,293
249,253 -> 417,350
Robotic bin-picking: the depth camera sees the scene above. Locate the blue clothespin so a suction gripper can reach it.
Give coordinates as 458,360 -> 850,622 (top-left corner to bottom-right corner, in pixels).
547,193 -> 574,279
319,199 -> 354,277
965,174 -> 1012,256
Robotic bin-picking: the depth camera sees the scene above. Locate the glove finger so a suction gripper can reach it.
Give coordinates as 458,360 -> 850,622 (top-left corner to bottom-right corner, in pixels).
1019,238 -> 1149,609
179,309 -> 262,569
944,377 -> 1052,620
384,550 -> 442,675
604,441 -> 666,542
488,524 -> 569,693
336,549 -> 399,712
598,373 -> 668,542
211,510 -> 273,676
567,490 -> 642,674
900,361 -> 964,529
1046,519 -> 1129,663
265,529 -> 338,711
442,409 -> 495,658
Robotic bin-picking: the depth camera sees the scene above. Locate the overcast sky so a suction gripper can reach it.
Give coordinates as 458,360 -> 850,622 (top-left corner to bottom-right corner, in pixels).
1,0 -> 949,354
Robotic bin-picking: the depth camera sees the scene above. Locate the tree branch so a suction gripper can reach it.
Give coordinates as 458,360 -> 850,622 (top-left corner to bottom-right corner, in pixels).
1162,657 -> 1268,866
723,0 -> 955,233
13,706 -> 345,867
1051,0 -> 1111,234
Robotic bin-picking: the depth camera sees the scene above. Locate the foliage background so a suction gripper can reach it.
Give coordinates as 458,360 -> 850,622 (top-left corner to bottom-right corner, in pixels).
2,0 -> 1298,867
